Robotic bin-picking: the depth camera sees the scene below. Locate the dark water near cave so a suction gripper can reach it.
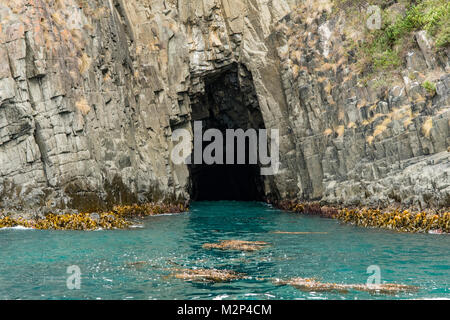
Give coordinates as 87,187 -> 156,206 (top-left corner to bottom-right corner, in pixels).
0,201 -> 449,300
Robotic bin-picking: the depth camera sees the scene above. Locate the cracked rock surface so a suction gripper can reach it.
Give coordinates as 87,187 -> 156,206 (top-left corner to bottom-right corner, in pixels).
0,0 -> 448,213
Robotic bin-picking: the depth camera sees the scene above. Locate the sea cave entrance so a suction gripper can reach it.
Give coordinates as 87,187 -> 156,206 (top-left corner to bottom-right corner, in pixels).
188,64 -> 266,201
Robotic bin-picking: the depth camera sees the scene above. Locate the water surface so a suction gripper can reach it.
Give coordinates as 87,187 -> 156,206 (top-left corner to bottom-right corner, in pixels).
0,201 -> 449,300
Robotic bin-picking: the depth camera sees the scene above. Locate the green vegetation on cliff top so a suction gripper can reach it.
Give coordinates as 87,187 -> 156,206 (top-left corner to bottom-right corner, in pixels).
344,0 -> 449,73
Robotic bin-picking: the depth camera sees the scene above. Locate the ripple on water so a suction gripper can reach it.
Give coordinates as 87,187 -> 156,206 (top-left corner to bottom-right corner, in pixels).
0,201 -> 448,299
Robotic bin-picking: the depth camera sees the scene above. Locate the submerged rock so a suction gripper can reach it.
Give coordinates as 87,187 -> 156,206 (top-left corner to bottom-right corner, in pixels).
126,261 -> 148,268
202,240 -> 269,252
272,231 -> 328,234
170,268 -> 245,283
352,283 -> 420,295
277,277 -> 419,295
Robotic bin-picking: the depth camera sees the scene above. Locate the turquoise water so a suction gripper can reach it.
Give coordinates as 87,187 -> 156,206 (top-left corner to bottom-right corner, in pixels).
0,201 -> 449,300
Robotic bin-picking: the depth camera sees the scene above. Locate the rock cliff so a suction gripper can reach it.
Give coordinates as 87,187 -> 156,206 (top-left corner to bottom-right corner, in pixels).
0,0 -> 448,214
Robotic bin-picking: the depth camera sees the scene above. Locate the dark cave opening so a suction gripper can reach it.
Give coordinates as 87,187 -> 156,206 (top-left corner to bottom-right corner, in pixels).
188,65 -> 266,201
190,160 -> 264,201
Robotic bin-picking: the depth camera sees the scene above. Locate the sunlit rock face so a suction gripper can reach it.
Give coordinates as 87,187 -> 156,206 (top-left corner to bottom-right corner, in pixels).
0,0 -> 448,213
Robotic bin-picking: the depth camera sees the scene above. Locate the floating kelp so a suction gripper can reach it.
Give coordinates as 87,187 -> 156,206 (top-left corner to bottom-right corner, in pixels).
277,277 -> 419,295
0,202 -> 188,231
170,268 -> 245,283
337,209 -> 450,234
272,231 -> 328,234
202,240 -> 269,252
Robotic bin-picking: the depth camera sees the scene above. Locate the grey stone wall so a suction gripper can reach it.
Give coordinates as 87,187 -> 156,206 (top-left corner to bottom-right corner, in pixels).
0,0 -> 448,213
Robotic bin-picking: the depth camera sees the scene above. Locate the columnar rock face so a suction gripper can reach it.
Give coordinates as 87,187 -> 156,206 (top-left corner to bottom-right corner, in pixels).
0,0 -> 448,213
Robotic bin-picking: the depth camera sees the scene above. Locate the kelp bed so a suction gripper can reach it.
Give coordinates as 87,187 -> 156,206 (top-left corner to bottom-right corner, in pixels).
337,209 -> 449,233
278,201 -> 449,234
0,203 -> 187,230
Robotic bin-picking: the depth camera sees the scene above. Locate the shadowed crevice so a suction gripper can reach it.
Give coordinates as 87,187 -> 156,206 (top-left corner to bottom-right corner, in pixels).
188,64 -> 266,201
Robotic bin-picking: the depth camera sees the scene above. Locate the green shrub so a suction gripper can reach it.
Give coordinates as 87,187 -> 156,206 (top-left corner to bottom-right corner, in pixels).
374,49 -> 402,69
412,0 -> 450,47
422,80 -> 437,95
354,0 -> 449,75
